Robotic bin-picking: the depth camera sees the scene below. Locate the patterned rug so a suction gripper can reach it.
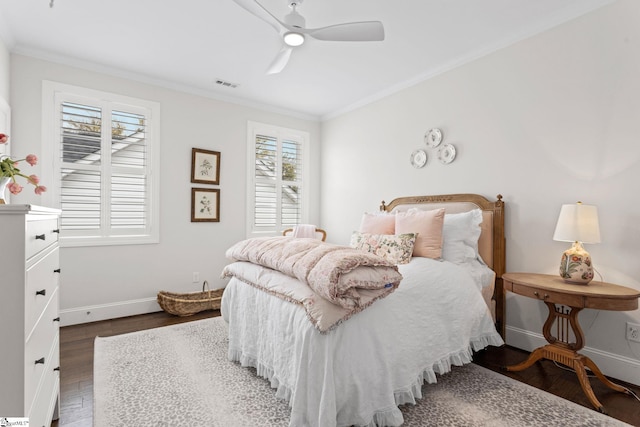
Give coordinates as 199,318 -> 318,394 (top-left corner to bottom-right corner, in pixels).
94,317 -> 629,427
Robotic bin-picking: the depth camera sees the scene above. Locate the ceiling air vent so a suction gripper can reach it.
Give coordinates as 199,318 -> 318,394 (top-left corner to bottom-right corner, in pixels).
215,79 -> 239,89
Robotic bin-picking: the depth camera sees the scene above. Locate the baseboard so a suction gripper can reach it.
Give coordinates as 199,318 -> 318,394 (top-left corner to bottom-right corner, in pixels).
506,325 -> 640,387
59,297 -> 161,326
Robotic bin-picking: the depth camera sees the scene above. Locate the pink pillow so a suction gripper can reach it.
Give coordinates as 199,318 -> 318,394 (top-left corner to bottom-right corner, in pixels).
395,208 -> 445,259
359,212 -> 395,234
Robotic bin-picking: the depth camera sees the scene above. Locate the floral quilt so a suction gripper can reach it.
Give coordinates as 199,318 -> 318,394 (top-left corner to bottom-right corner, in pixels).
222,236 -> 403,332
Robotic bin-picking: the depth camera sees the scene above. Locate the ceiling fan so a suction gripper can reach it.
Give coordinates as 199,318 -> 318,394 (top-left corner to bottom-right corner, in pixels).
231,0 -> 385,74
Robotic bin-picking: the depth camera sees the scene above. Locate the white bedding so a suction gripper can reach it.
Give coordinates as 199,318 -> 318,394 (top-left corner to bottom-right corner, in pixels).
459,258 -> 497,319
221,257 -> 504,427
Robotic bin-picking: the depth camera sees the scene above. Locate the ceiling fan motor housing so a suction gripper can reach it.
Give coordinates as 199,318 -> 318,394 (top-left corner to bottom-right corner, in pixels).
284,7 -> 305,28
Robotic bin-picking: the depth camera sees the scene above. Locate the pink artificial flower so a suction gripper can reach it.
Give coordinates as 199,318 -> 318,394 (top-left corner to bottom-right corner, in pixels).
26,154 -> 38,166
0,133 -> 7,144
0,149 -> 46,196
8,182 -> 23,195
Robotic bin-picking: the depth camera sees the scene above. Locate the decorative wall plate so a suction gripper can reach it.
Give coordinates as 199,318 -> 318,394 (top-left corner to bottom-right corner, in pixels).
425,128 -> 443,148
410,149 -> 427,168
437,143 -> 456,164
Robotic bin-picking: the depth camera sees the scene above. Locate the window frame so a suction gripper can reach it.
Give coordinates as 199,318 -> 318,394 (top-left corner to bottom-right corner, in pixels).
42,81 -> 160,247
246,121 -> 310,238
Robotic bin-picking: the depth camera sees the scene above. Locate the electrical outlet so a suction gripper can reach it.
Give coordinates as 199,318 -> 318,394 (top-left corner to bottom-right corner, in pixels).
192,272 -> 199,283
627,322 -> 640,343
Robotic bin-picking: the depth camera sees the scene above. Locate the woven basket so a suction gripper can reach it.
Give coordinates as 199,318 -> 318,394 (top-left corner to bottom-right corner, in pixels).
157,281 -> 224,316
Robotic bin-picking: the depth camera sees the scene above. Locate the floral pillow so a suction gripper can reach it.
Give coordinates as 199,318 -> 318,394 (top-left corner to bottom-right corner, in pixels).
350,232 -> 417,265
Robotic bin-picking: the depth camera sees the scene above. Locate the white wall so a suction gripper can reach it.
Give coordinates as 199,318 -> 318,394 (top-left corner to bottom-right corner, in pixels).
0,36 -> 10,102
321,0 -> 640,384
0,37 -> 10,159
9,54 -> 321,325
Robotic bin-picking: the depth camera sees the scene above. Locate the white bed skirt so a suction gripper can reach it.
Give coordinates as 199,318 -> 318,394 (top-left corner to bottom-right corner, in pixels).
221,257 -> 504,427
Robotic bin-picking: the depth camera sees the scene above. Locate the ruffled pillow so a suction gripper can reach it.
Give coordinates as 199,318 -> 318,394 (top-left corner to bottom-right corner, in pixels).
358,212 -> 395,234
395,208 -> 445,259
350,232 -> 417,265
441,209 -> 483,264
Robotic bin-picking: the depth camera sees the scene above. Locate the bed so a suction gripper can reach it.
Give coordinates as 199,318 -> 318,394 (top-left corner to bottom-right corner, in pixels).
221,193 -> 506,427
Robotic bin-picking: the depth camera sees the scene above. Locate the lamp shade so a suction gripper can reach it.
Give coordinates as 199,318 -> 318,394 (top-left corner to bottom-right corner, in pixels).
553,203 -> 601,244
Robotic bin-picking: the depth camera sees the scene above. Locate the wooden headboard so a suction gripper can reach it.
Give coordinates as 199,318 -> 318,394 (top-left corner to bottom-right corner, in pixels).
380,193 -> 506,338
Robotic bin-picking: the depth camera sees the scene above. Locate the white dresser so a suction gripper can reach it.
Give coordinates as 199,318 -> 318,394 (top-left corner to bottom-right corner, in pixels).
0,205 -> 61,427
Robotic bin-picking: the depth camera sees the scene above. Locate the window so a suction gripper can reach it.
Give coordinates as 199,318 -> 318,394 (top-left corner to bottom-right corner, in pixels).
43,82 -> 160,247
247,121 -> 310,236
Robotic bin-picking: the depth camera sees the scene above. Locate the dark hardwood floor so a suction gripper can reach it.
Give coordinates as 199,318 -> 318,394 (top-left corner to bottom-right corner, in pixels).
52,311 -> 640,426
473,347 -> 640,426
52,310 -> 219,427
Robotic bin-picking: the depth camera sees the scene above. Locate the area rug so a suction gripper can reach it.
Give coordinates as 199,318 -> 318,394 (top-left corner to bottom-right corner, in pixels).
94,317 -> 630,427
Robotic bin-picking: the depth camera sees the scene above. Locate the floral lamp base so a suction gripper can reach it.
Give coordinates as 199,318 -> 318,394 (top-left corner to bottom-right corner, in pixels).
559,241 -> 594,284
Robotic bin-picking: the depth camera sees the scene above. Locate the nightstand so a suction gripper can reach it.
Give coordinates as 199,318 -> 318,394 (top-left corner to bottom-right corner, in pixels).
502,272 -> 640,414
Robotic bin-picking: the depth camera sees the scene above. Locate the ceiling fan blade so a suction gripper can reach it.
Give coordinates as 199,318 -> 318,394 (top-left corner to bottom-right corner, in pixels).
266,47 -> 293,74
230,0 -> 284,33
307,21 -> 385,42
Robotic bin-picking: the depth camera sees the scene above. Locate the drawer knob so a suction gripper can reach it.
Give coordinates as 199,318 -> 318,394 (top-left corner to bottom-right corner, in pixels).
54,268 -> 61,273
533,291 -> 549,300
53,317 -> 61,322
36,289 -> 46,296
35,357 -> 45,365
35,234 -> 46,240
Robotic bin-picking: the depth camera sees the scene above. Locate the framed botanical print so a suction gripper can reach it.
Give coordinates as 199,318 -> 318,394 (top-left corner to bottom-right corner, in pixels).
191,188 -> 220,222
191,148 -> 220,185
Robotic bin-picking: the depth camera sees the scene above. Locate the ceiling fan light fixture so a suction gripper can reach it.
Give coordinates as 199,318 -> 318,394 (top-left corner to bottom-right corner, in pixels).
232,0 -> 385,74
283,31 -> 305,47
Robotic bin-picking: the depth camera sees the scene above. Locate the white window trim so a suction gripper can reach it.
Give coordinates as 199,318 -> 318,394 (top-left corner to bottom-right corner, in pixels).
42,81 -> 160,247
246,121 -> 310,238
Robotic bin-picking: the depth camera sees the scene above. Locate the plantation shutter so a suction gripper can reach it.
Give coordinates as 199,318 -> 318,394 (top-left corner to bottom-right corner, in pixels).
110,110 -> 148,229
280,138 -> 302,228
254,134 -> 278,228
60,102 -> 103,230
57,96 -> 155,241
250,124 -> 307,235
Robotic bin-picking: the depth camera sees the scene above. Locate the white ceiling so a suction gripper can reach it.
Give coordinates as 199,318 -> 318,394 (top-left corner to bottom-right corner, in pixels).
0,0 -> 614,120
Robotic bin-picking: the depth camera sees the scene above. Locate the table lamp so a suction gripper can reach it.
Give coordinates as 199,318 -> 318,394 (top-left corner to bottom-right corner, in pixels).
552,202 -> 600,284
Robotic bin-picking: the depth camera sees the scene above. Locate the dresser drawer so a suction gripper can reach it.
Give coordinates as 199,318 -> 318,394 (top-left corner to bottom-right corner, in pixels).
28,334 -> 59,427
511,283 -> 585,307
25,288 -> 59,410
25,247 -> 60,337
25,218 -> 59,260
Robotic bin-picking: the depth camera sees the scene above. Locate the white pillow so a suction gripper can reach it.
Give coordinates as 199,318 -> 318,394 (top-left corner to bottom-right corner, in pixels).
441,209 -> 483,264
